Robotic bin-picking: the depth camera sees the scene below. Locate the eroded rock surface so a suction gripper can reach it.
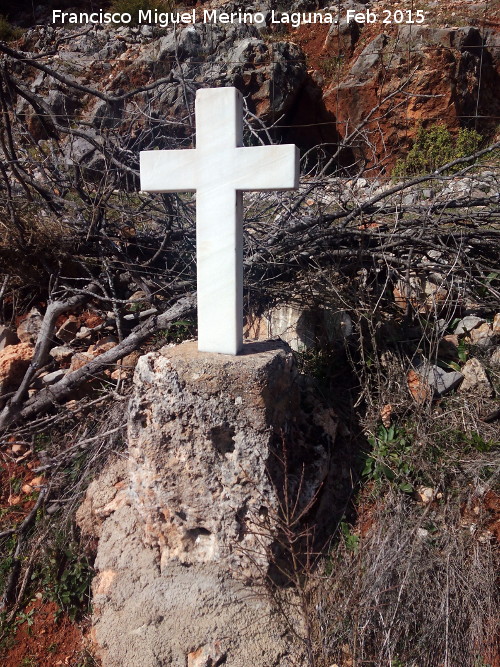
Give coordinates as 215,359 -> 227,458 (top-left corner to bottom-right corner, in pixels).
78,340 -> 338,666
323,24 -> 500,169
0,342 -> 34,394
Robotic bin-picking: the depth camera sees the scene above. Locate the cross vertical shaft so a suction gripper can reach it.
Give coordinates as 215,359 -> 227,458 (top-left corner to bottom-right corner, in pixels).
140,87 -> 299,355
195,89 -> 244,354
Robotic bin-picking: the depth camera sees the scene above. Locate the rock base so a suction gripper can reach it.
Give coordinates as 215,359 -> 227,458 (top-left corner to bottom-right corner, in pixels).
78,340 -> 338,666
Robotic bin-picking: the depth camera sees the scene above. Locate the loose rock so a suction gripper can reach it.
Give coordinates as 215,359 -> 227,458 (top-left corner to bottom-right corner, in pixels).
459,358 -> 493,397
454,315 -> 486,335
469,322 -> 497,350
413,362 -> 464,399
49,345 -> 74,363
56,315 -> 81,343
0,326 -> 19,351
0,342 -> 34,394
16,308 -> 43,345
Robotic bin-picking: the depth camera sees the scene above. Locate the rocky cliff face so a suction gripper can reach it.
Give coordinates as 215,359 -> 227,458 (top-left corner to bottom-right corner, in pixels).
10,0 -> 499,173
322,24 -> 500,170
1,4 -> 498,664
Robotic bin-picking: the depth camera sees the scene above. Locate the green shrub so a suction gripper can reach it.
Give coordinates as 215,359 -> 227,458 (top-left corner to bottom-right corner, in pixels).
0,15 -> 23,41
393,124 -> 482,178
362,424 -> 415,493
110,0 -> 175,23
154,318 -> 196,345
37,539 -> 93,621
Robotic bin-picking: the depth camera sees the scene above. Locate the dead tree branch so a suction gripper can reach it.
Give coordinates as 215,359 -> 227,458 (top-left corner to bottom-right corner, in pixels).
0,294 -> 196,431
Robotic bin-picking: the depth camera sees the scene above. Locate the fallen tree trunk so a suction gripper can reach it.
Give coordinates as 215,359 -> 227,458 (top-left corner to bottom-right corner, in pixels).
1,289 -> 98,419
0,294 -> 196,431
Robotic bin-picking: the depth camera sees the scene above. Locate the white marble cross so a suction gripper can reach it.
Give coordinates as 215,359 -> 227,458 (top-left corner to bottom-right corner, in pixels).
140,87 -> 299,355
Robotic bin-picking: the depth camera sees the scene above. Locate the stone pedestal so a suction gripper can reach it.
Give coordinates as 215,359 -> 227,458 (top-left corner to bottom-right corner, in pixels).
128,340 -> 304,576
78,340 -> 337,666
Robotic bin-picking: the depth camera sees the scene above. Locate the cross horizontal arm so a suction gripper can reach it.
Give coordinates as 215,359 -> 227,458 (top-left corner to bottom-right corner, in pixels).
233,145 -> 300,191
140,149 -> 198,192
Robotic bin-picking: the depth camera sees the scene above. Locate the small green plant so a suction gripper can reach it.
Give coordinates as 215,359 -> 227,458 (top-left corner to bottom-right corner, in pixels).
475,271 -> 500,300
33,431 -> 51,451
363,424 -> 415,493
449,430 -> 498,454
319,54 -> 344,78
20,657 -> 37,667
393,124 -> 482,178
156,318 -> 196,345
0,536 -> 16,594
66,452 -> 88,482
128,301 -> 149,313
474,658 -> 492,667
10,476 -> 22,493
456,338 -> 469,363
339,520 -> 360,552
72,649 -> 100,667
445,337 -> 469,372
0,15 -> 22,41
15,608 -> 35,634
37,540 -> 93,621
294,347 -> 336,393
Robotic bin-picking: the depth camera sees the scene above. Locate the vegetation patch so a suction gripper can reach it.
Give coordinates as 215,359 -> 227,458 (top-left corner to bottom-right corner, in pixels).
393,124 -> 482,177
0,16 -> 22,42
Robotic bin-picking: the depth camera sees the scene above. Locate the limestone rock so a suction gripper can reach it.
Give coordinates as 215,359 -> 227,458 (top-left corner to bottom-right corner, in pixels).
134,23 -> 306,125
87,338 -> 118,355
491,347 -> 500,367
0,342 -> 34,394
41,369 -> 66,385
323,25 -> 500,168
413,362 -> 464,399
423,281 -> 448,311
245,304 -> 351,351
416,487 -> 438,504
187,642 -> 226,667
49,345 -> 74,363
0,326 -> 19,351
393,275 -> 424,311
63,128 -> 105,177
55,315 -> 81,343
79,340 -> 337,666
69,352 -> 94,372
75,326 -> 92,340
109,351 -> 140,380
454,315 -> 486,335
69,338 -> 118,372
324,14 -> 360,55
469,322 -> 497,350
459,358 -> 493,397
16,308 -> 43,344
127,340 -> 332,574
88,98 -> 124,130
